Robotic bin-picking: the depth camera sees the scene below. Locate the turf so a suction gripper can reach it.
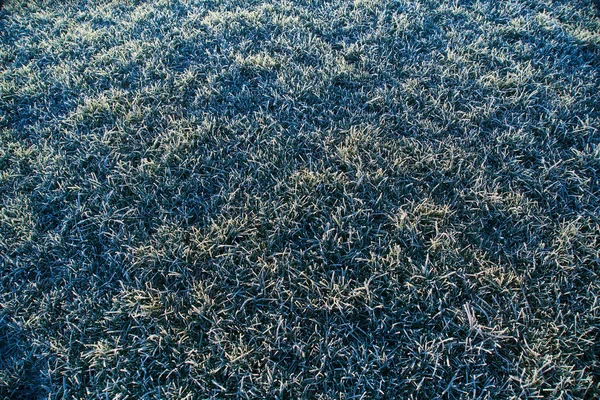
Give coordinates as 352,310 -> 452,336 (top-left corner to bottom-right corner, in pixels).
1,0 -> 599,398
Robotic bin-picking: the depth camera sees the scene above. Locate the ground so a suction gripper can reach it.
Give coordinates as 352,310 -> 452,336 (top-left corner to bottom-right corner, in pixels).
1,0 -> 599,398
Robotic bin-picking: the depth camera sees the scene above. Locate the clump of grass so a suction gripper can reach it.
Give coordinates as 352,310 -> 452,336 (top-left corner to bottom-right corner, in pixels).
1,0 -> 599,398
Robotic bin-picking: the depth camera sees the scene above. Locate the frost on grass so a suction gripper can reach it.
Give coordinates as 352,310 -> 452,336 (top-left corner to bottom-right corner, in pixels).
1,0 -> 599,398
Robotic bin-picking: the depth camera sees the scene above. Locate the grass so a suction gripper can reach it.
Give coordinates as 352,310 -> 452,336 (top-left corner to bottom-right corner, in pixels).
0,0 -> 599,398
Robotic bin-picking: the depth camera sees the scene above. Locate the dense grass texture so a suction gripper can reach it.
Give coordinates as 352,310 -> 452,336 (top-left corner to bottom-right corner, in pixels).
1,0 -> 599,398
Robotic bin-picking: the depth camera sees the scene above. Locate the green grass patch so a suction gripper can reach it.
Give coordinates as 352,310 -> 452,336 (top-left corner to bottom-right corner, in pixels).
1,0 -> 599,398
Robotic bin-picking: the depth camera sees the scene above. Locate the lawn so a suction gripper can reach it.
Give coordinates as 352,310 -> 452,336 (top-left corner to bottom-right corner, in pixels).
1,0 -> 599,398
